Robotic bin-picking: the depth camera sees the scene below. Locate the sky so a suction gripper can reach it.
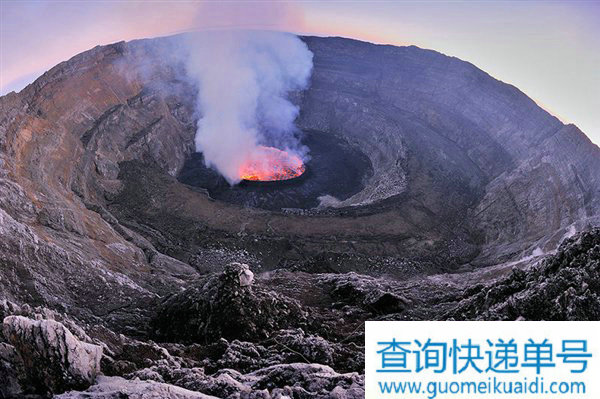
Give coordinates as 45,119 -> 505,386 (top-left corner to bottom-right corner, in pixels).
1,0 -> 599,144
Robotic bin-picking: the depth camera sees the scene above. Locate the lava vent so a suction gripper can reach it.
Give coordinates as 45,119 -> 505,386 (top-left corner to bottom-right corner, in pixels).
239,146 -> 306,182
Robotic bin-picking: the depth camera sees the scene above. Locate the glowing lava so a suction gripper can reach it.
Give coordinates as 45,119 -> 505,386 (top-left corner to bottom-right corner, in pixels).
239,146 -> 305,181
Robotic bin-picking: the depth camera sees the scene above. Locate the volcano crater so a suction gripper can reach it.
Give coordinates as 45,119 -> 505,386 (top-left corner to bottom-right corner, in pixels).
178,129 -> 373,210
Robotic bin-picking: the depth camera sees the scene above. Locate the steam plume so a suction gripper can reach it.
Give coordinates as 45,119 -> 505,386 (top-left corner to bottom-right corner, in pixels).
183,31 -> 313,184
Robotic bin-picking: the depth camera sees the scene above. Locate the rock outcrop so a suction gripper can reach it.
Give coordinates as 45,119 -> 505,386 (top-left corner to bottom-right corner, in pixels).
56,375 -> 218,399
446,228 -> 600,320
152,263 -> 307,343
320,272 -> 409,314
1,316 -> 102,396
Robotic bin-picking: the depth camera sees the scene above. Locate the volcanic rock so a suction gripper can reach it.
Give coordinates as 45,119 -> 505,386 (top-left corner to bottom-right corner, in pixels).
320,272 -> 409,314
2,315 -> 102,396
210,339 -> 274,373
446,228 -> 600,320
55,375 -> 218,399
81,362 -> 364,399
247,363 -> 363,397
127,366 -> 249,398
152,263 -> 307,343
272,328 -> 364,373
0,342 -> 26,397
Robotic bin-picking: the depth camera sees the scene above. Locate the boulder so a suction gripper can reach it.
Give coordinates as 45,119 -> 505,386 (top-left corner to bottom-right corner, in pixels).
2,315 -> 103,395
152,263 -> 307,343
321,272 -> 409,314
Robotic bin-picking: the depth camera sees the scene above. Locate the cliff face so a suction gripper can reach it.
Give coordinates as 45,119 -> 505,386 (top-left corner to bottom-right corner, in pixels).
297,37 -> 600,262
0,33 -> 599,396
0,41 -> 199,322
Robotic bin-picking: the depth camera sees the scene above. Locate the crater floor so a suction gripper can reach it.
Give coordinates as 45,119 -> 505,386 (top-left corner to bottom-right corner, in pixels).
178,130 -> 373,210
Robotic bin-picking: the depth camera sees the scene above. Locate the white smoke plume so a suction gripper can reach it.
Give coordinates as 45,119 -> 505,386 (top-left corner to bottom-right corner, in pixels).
183,30 -> 313,184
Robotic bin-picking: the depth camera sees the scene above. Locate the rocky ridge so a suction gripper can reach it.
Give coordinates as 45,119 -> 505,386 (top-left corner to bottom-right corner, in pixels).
446,228 -> 600,320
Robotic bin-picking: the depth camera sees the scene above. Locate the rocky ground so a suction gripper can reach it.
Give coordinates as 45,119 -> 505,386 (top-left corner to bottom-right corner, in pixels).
446,228 -> 600,321
1,228 -> 599,397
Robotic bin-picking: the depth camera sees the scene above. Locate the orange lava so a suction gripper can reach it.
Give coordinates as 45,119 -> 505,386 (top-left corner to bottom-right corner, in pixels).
239,146 -> 305,181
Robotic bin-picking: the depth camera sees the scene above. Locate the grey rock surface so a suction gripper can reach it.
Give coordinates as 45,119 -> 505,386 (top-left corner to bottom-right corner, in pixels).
55,375 -> 218,399
0,341 -> 25,397
445,228 -> 600,320
2,316 -> 102,396
152,262 -> 307,343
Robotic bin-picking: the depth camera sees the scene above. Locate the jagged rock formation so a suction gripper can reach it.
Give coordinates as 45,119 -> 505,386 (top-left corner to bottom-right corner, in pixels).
0,33 -> 599,397
1,315 -> 102,396
152,263 -> 307,343
445,228 -> 600,320
0,266 -> 367,398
